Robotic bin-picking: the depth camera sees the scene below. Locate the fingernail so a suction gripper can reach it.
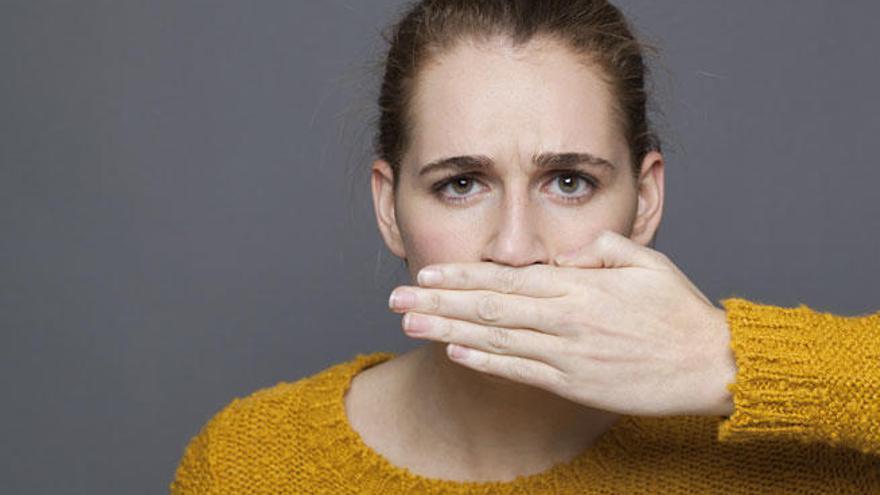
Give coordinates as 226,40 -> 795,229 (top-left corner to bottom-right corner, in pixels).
448,344 -> 469,360
418,268 -> 443,286
402,313 -> 428,335
389,288 -> 416,310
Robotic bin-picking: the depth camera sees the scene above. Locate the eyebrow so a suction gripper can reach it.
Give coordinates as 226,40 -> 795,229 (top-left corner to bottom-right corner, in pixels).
417,151 -> 617,177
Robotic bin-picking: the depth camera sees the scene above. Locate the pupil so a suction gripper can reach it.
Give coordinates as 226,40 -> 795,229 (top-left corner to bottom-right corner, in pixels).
559,175 -> 576,193
452,178 -> 470,194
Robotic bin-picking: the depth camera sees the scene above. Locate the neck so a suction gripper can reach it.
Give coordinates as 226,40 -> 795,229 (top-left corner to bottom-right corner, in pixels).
402,342 -> 620,475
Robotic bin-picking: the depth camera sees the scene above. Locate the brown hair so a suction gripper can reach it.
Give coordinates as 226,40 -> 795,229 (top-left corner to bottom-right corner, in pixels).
374,0 -> 661,191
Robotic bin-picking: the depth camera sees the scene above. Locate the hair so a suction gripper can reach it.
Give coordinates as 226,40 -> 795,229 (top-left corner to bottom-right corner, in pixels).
373,0 -> 661,193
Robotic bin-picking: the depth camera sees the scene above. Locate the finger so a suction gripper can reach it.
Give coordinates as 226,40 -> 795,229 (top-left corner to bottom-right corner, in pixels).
402,312 -> 563,366
446,343 -> 566,393
553,229 -> 668,269
416,262 -> 571,298
391,287 -> 570,336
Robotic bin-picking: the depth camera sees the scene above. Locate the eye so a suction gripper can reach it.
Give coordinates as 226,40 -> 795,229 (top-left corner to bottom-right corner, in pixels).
545,172 -> 598,203
431,171 -> 600,205
432,175 -> 486,204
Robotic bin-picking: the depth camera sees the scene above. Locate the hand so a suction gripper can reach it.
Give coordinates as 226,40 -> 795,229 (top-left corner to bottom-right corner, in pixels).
388,230 -> 737,417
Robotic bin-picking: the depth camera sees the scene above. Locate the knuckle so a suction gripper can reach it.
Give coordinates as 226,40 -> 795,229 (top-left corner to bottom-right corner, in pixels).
548,368 -> 569,393
510,361 -> 534,383
533,265 -> 559,291
476,294 -> 503,322
496,266 -> 523,294
427,292 -> 441,312
440,317 -> 455,340
487,327 -> 512,353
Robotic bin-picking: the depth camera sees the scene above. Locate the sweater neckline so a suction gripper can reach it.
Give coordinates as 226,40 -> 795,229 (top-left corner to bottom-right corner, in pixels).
324,351 -> 643,491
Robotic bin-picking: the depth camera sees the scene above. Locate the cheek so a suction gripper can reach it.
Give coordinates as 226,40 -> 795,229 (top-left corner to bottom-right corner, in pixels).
542,195 -> 639,250
403,224 -> 475,267
396,204 -> 482,280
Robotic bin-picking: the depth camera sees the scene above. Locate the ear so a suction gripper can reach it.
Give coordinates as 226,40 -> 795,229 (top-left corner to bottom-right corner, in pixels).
371,158 -> 407,259
629,150 -> 665,247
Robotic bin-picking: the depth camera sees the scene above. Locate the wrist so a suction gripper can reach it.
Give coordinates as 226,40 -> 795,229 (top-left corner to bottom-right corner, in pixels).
709,307 -> 737,416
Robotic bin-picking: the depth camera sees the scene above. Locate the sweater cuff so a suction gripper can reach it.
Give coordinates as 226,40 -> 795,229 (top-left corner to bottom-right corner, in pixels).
716,297 -> 826,445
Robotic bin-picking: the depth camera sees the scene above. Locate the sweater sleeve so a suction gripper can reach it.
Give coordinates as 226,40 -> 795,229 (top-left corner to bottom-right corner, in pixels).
716,297 -> 880,456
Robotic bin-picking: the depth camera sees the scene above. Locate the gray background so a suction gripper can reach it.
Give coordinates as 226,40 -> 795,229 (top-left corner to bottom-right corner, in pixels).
2,1 -> 878,493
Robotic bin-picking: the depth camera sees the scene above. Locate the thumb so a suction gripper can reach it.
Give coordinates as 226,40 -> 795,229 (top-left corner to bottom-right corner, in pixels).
553,230 -> 667,269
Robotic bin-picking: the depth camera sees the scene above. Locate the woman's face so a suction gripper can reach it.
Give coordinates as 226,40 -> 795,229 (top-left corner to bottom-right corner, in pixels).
372,36 -> 664,281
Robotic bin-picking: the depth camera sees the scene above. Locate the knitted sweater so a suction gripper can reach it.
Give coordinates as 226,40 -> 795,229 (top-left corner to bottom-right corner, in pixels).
170,297 -> 880,494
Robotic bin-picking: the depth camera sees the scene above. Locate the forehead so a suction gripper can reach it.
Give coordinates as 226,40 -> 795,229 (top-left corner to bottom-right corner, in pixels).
406,36 -> 626,168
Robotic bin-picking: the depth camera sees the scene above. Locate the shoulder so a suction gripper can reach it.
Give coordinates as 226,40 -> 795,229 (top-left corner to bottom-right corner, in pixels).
171,352 -> 396,492
202,351 -> 395,446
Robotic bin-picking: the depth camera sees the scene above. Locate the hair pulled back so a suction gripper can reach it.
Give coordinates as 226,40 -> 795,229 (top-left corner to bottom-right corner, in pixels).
374,0 -> 660,190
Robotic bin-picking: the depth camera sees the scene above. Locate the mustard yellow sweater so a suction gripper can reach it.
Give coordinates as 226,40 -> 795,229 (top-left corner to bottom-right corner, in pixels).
170,298 -> 880,494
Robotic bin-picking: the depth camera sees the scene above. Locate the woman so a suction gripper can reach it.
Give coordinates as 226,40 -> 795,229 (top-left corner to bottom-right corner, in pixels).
171,1 -> 880,493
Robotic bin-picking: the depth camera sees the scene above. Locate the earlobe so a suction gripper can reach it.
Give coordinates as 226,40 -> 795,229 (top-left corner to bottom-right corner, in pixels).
370,159 -> 407,259
630,151 -> 665,246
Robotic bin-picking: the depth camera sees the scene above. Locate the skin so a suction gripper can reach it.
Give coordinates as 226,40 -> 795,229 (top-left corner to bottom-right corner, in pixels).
352,35 -> 733,482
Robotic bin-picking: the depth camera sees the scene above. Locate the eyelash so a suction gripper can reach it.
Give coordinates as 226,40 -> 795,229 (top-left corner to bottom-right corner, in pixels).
431,171 -> 600,205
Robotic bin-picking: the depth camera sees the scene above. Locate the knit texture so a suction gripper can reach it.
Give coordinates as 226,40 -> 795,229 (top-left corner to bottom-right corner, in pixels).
718,297 -> 880,456
170,298 -> 880,494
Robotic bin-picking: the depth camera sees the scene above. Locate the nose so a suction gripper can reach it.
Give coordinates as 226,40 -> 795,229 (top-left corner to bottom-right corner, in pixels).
481,188 -> 548,267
